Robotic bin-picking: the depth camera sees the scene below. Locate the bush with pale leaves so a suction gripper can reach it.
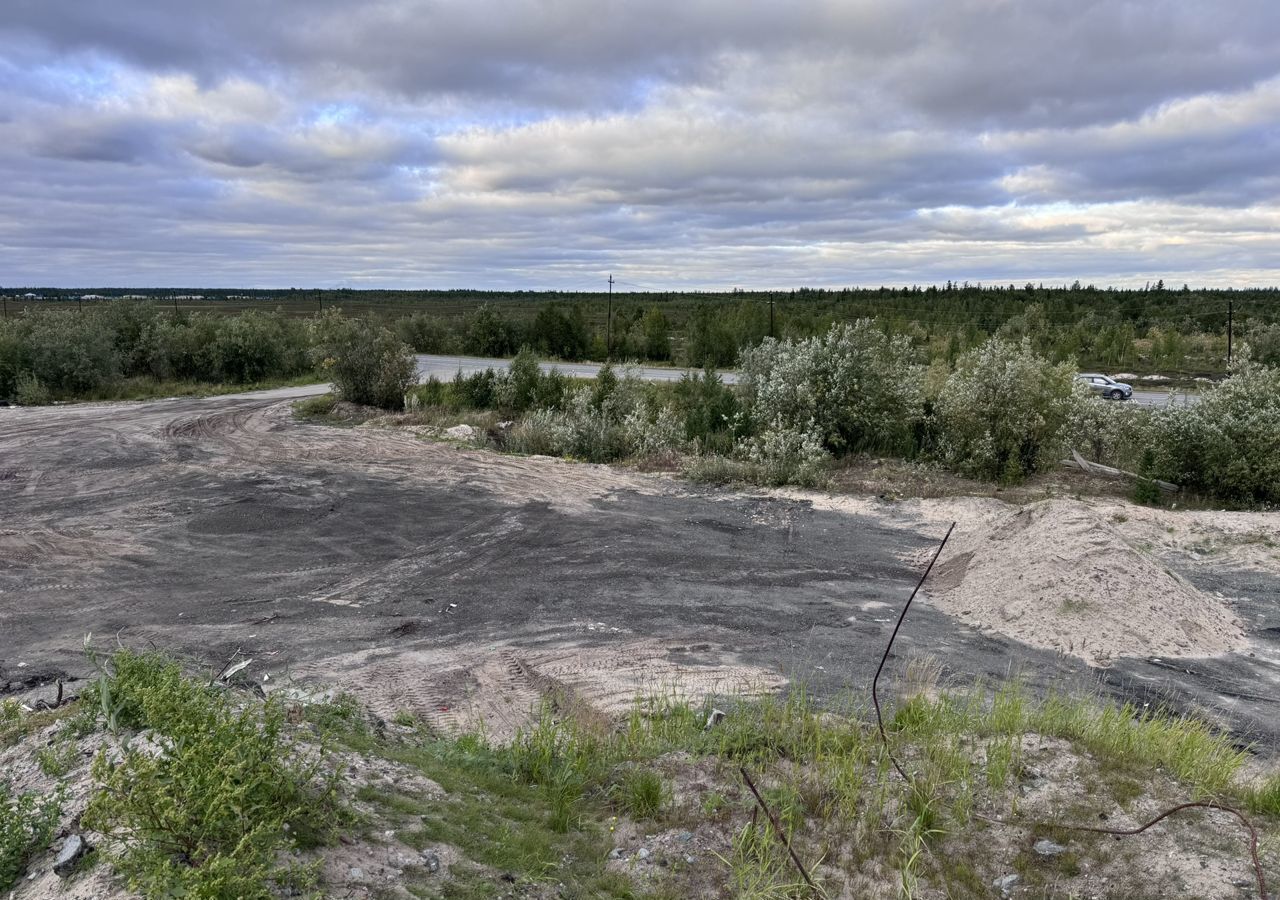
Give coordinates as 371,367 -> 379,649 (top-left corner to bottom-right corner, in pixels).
934,338 -> 1077,482
1148,360 -> 1280,505
740,321 -> 923,457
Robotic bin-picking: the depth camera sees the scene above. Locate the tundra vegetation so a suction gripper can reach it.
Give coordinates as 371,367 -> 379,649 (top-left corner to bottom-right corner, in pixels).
371,331 -> 1278,506
6,283 -> 1280,374
4,297 -> 1277,504
2,653 -> 1277,897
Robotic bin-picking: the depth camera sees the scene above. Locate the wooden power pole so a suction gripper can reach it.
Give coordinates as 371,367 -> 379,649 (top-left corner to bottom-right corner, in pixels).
607,274 -> 614,359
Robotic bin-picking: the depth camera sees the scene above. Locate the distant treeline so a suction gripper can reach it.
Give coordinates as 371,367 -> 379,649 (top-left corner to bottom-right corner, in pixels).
3,285 -> 1280,402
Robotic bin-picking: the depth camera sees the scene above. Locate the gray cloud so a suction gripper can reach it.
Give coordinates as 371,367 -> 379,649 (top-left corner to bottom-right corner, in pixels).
0,0 -> 1277,287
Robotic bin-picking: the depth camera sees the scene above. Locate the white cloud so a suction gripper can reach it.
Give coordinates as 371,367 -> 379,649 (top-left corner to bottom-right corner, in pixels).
0,0 -> 1277,286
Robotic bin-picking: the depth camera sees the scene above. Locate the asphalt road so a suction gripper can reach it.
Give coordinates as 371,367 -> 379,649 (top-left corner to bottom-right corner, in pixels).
206,355 -> 1196,408
412,355 -> 1196,406
413,353 -> 732,384
1,388 -> 1267,746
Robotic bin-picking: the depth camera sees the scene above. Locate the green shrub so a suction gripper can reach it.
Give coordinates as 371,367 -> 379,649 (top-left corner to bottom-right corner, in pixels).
464,303 -> 519,357
743,419 -> 829,487
0,782 -> 62,891
81,651 -> 338,899
530,304 -> 590,360
14,371 -> 51,405
641,307 -> 672,360
682,455 -> 764,485
672,366 -> 742,452
740,321 -> 923,456
453,367 -> 500,409
934,337 -> 1078,481
23,310 -> 120,393
0,323 -> 24,399
397,312 -> 457,354
495,348 -> 568,413
211,311 -> 299,382
294,392 -> 337,419
1064,393 -> 1157,469
1146,360 -> 1280,505
317,316 -> 416,409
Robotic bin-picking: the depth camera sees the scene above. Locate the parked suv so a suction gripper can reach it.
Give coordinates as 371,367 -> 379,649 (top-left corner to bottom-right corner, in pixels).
1076,373 -> 1133,400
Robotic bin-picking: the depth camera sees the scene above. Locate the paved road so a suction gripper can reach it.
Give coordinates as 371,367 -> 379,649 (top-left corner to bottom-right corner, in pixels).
413,353 -> 735,384
198,356 -> 1198,408
413,355 -> 1199,407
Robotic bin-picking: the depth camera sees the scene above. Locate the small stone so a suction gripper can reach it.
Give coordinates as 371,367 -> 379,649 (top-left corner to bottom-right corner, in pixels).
608,848 -> 623,860
636,848 -> 650,860
349,867 -> 365,881
1033,839 -> 1067,856
704,708 -> 726,730
993,873 -> 1019,894
54,835 -> 89,877
444,424 -> 476,439
422,851 -> 441,874
675,830 -> 694,843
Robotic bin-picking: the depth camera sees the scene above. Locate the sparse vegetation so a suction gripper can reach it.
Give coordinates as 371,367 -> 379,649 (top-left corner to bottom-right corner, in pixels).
79,650 -> 341,898
1,651 -> 1275,897
307,682 -> 1278,898
0,782 -> 62,892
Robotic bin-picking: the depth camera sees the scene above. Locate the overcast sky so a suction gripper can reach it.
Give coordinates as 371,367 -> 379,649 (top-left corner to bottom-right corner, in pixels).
2,1 -> 1278,289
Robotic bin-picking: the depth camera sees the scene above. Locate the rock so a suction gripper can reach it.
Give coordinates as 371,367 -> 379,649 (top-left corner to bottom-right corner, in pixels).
444,424 -> 475,439
1033,839 -> 1067,856
993,873 -> 1019,895
636,848 -> 650,860
54,834 -> 88,877
675,830 -> 694,843
348,866 -> 365,881
704,708 -> 726,730
421,850 -> 441,874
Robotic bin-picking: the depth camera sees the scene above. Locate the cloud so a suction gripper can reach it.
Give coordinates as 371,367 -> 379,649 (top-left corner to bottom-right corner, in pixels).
0,0 -> 1277,287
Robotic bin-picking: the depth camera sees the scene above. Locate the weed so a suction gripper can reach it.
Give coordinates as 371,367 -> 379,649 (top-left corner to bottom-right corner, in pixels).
1247,772 -> 1280,817
614,767 -> 667,820
702,790 -> 731,818
80,650 -> 342,899
34,741 -> 80,777
984,736 -> 1019,791
294,392 -> 337,419
0,782 -> 63,891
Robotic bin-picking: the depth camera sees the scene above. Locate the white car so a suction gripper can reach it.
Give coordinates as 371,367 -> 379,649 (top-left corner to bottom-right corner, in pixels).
1076,373 -> 1133,400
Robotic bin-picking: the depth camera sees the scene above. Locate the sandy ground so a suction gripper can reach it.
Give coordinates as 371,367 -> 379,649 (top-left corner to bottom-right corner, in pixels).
2,394 -> 1279,747
925,500 -> 1247,667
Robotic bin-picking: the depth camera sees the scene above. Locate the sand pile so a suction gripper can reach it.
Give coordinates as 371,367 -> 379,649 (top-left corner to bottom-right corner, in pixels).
925,500 -> 1247,667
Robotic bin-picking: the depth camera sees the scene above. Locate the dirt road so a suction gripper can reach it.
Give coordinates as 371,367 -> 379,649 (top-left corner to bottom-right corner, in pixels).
0,393 -> 1273,745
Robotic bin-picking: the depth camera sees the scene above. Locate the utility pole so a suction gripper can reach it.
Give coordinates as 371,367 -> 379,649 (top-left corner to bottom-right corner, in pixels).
317,289 -> 323,313
1227,297 -> 1233,367
2,293 -> 7,320
606,274 -> 614,359
769,293 -> 775,338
